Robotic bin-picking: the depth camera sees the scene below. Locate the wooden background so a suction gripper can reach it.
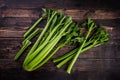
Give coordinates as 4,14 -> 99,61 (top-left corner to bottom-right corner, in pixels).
0,0 -> 120,80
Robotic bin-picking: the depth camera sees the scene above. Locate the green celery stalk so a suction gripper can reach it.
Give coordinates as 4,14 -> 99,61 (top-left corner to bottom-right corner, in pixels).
28,42 -> 64,71
14,40 -> 31,61
22,28 -> 41,45
53,48 -> 78,63
23,8 -> 48,38
66,20 -> 95,74
56,55 -> 73,68
23,11 -> 57,65
24,20 -> 72,71
53,42 -> 98,68
23,16 -> 66,66
23,17 -> 43,38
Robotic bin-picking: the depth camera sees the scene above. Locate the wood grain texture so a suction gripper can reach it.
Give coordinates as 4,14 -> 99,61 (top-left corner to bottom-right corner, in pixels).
0,38 -> 120,59
0,0 -> 120,80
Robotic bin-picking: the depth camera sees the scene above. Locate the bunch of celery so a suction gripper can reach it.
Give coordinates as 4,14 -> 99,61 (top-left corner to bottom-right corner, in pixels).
14,8 -> 109,74
53,18 -> 109,74
14,8 -> 81,71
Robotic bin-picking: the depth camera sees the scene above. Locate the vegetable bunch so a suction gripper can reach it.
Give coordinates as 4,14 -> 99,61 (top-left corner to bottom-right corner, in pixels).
14,8 -> 109,74
14,8 -> 80,72
53,18 -> 109,73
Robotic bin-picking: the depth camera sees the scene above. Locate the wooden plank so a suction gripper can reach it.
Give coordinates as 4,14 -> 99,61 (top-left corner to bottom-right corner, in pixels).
55,44 -> 120,59
0,17 -> 46,28
0,62 -> 120,80
0,38 -> 22,59
0,59 -> 21,69
0,17 -> 33,26
0,9 -> 39,18
0,38 -> 120,59
0,59 -> 120,72
1,18 -> 120,28
0,19 -> 119,39
0,25 -> 118,38
0,29 -> 25,38
73,58 -> 120,72
1,70 -> 120,80
1,9 -> 120,19
64,10 -> 120,20
1,0 -> 119,9
0,59 -> 56,72
4,0 -> 45,9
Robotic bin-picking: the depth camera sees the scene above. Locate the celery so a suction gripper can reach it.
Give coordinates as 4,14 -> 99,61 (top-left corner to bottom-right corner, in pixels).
22,28 -> 41,45
53,18 -> 109,74
23,17 -> 43,38
14,40 -> 31,61
14,9 -> 109,74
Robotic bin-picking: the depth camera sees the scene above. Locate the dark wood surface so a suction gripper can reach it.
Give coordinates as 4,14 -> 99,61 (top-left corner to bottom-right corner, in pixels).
0,0 -> 120,80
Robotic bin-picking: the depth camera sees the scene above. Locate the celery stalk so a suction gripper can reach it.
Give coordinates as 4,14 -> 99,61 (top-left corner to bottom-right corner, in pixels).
14,40 -> 31,61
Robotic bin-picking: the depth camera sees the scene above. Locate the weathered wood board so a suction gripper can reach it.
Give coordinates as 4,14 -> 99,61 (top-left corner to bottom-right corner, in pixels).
0,0 -> 120,80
